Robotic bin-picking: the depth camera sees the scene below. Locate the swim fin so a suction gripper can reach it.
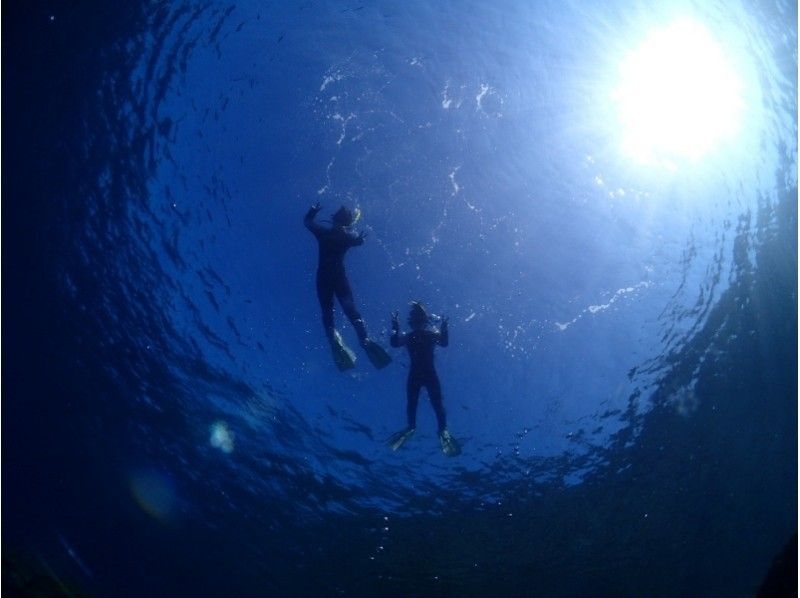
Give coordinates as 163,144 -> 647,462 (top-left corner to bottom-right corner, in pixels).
330,329 -> 356,371
362,339 -> 392,369
439,429 -> 461,457
386,427 -> 415,451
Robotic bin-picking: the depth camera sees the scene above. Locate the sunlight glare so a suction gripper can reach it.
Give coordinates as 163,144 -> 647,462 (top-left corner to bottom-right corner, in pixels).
614,19 -> 743,165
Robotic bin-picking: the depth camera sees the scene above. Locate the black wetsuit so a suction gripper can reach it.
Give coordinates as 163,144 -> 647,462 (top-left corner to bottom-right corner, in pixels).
304,208 -> 368,343
390,323 -> 449,432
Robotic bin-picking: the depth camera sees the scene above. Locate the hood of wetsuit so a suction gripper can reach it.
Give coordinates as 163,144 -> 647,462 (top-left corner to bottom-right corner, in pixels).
408,301 -> 429,329
332,205 -> 361,227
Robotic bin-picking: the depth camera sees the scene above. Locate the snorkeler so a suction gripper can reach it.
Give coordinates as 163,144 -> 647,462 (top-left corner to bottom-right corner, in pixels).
304,202 -> 391,371
386,301 -> 461,456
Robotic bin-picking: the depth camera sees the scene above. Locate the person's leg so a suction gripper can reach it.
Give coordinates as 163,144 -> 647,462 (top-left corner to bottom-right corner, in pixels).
406,375 -> 422,429
335,273 -> 368,344
316,273 -> 336,340
426,374 -> 447,433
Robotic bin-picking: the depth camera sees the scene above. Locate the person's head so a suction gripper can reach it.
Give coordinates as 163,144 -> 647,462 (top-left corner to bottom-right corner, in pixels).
332,205 -> 361,227
408,301 -> 429,330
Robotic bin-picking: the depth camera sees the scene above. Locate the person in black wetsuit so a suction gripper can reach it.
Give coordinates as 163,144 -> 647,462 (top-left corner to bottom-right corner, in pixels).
387,301 -> 460,456
304,202 -> 391,371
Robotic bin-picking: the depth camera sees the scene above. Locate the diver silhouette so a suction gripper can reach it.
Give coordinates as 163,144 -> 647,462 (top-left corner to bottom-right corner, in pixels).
304,202 -> 391,371
387,301 -> 461,456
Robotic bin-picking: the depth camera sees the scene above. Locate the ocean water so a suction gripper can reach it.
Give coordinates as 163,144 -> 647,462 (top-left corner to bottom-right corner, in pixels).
3,0 -> 796,596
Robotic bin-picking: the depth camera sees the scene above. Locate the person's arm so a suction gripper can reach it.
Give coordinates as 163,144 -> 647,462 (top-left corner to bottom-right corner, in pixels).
437,316 -> 449,347
304,203 -> 325,235
390,311 -> 406,347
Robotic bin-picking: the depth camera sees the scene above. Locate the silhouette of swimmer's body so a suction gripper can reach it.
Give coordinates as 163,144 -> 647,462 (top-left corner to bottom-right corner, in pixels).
388,302 -> 460,455
304,203 -> 390,370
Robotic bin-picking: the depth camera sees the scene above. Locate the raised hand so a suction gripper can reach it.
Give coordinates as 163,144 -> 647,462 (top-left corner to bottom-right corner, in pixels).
305,203 -> 322,221
391,311 -> 399,330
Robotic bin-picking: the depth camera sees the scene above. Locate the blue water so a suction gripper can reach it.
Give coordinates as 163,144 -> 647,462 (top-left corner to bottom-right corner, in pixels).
4,0 -> 796,595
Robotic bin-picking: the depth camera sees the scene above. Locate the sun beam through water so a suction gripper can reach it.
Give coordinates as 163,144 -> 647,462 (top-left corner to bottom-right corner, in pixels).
613,18 -> 744,167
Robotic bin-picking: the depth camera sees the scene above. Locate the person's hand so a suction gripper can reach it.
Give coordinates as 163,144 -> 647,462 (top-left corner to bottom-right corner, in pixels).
391,311 -> 399,329
441,315 -> 449,328
305,202 -> 322,219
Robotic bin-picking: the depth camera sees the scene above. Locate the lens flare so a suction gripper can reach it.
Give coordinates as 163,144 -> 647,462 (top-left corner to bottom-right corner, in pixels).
129,470 -> 176,521
210,420 -> 235,453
